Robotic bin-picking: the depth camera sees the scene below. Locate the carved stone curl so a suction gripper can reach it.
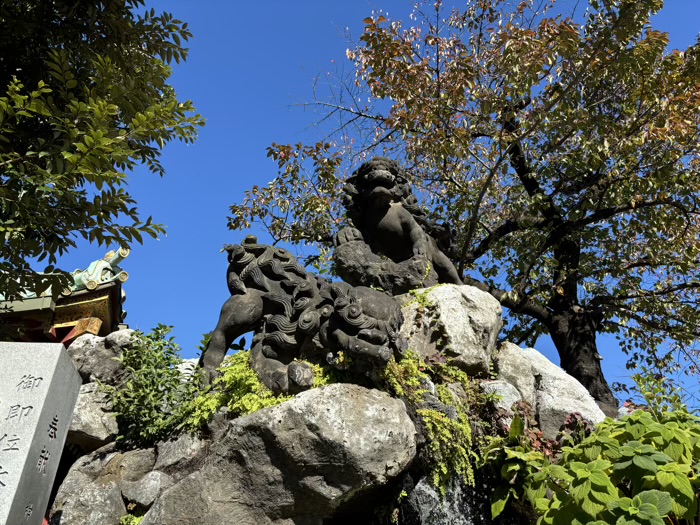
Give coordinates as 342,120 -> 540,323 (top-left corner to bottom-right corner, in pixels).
200,235 -> 403,394
334,157 -> 462,295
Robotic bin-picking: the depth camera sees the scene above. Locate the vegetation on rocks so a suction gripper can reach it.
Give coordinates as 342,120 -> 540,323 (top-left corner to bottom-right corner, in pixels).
483,377 -> 700,525
383,352 -> 493,493
185,350 -> 292,430
102,325 -> 201,448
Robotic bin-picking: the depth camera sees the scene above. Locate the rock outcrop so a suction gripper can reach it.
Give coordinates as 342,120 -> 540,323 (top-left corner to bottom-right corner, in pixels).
66,329 -> 134,385
399,285 -> 502,376
67,383 -> 119,452
52,384 -> 416,525
51,285 -> 617,524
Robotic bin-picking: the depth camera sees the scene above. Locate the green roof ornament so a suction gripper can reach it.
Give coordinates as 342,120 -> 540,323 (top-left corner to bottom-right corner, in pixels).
66,248 -> 130,296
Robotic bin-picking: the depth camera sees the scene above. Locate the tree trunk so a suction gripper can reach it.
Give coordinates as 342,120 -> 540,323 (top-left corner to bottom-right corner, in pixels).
547,308 -> 618,417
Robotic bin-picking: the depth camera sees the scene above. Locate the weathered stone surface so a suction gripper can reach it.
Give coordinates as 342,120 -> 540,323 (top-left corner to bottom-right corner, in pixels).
153,433 -> 207,475
121,471 -> 174,508
521,348 -> 606,439
50,445 -> 157,525
142,384 -> 416,525
50,447 -> 120,525
399,285 -> 502,375
493,342 -> 537,407
67,382 -> 118,452
50,481 -> 125,525
0,342 -> 81,525
481,380 -> 522,413
67,329 -> 135,384
400,476 -> 489,525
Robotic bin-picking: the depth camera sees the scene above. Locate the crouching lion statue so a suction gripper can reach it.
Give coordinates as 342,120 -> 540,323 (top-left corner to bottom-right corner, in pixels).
199,235 -> 404,394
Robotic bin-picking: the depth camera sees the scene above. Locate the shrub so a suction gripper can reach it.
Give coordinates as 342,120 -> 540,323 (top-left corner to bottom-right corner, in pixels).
484,404 -> 700,525
102,325 -> 201,448
185,351 -> 293,430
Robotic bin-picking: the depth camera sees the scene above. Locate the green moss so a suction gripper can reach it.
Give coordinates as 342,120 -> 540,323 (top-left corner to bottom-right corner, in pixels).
383,352 -> 479,494
185,351 -> 292,430
118,515 -> 143,525
383,351 -> 431,404
418,406 -> 475,492
405,285 -> 440,309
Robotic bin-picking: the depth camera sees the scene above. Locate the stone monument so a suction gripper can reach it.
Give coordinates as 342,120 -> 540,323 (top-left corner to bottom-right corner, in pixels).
0,343 -> 81,525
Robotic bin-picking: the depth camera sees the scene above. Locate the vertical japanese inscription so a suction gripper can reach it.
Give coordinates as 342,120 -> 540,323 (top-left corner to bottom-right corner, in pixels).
0,342 -> 81,525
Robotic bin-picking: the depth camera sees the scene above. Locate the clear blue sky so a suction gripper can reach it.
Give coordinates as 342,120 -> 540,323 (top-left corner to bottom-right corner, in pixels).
56,1 -> 700,399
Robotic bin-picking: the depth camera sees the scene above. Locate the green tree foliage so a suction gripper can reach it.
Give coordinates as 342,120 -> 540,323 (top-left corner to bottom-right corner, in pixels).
229,0 -> 700,411
0,0 -> 203,300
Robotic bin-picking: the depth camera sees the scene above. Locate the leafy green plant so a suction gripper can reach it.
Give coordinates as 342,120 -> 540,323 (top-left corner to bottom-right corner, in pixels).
185,350 -> 292,430
103,325 -> 201,448
0,1 -> 203,301
484,405 -> 700,525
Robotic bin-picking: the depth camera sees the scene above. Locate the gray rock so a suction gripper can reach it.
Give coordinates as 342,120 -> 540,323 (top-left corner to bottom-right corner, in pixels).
493,342 -> 537,407
67,382 -> 118,452
50,447 -> 121,525
67,329 -> 135,384
481,380 -> 522,413
121,471 -> 174,508
112,447 -> 157,482
104,329 -> 136,350
402,476 -> 486,525
50,446 -> 156,524
142,384 -> 416,525
154,433 -> 208,480
521,347 -> 606,439
50,481 -> 125,525
399,285 -> 502,375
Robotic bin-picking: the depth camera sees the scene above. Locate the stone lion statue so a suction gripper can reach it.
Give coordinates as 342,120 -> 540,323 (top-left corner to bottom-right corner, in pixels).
334,157 -> 462,295
200,235 -> 404,394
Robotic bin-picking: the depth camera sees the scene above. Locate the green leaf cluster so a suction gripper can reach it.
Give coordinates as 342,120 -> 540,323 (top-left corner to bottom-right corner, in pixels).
0,1 -> 203,300
485,407 -> 700,525
102,325 -> 201,448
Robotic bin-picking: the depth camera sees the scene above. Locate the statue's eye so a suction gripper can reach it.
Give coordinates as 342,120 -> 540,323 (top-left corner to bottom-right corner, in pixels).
396,176 -> 407,184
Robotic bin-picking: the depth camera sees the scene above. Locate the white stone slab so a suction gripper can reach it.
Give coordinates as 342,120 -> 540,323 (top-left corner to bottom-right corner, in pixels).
0,342 -> 81,525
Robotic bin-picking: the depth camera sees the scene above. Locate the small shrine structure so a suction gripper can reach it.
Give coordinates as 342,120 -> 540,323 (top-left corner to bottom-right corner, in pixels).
0,249 -> 130,345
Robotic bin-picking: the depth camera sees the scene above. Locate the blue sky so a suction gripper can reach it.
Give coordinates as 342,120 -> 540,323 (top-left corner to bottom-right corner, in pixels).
56,1 -> 700,397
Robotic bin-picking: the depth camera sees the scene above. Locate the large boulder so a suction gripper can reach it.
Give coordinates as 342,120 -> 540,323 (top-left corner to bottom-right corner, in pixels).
51,384 -> 416,525
67,329 -> 135,384
50,445 -> 156,525
399,285 -> 502,376
142,383 -> 416,525
67,383 -> 118,452
493,342 -> 538,407
523,347 -> 606,438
